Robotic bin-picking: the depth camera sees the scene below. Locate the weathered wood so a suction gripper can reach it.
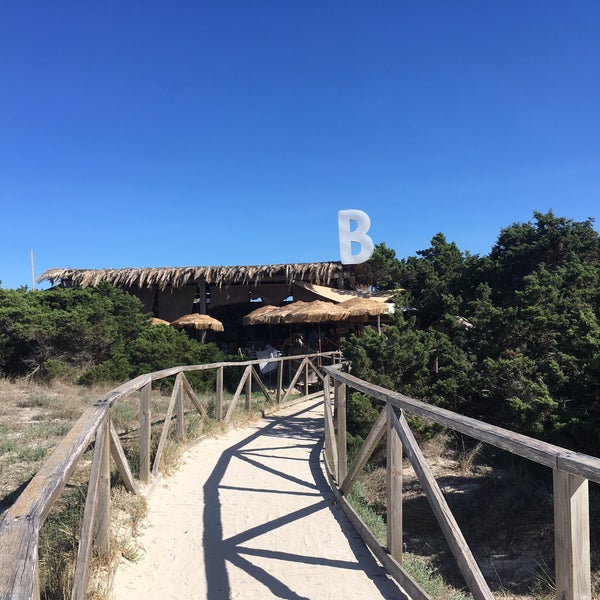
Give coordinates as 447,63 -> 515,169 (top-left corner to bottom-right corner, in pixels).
225,365 -> 252,422
250,366 -> 274,406
322,378 -> 339,482
322,449 -> 431,600
391,411 -> 493,600
180,373 -> 208,420
152,378 -> 179,476
94,416 -> 111,556
304,361 -> 309,397
71,416 -> 109,599
335,380 -> 348,483
387,404 -> 403,564
175,374 -> 186,441
340,408 -> 387,496
306,357 -> 325,382
324,368 -> 600,481
553,469 -> 591,600
276,359 -> 283,404
280,358 -> 308,404
215,366 -> 224,420
0,515 -> 40,600
109,420 -> 137,494
245,367 -> 252,411
139,383 -> 152,484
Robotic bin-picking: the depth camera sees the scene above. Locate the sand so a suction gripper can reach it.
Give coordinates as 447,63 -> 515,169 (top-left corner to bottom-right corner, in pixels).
111,399 -> 406,599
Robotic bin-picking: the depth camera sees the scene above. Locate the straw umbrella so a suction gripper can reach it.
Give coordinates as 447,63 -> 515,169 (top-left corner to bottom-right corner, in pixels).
171,313 -> 224,343
171,313 -> 225,331
150,317 -> 170,326
337,297 -> 391,334
243,305 -> 282,326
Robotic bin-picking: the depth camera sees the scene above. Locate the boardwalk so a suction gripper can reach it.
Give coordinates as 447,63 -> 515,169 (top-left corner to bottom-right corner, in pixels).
112,398 -> 406,599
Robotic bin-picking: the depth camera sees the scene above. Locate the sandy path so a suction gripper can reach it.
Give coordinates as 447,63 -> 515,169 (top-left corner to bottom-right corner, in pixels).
111,399 -> 406,599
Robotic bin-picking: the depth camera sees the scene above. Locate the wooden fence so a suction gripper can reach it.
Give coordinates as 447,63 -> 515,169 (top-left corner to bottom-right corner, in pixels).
322,364 -> 600,600
0,351 -> 339,600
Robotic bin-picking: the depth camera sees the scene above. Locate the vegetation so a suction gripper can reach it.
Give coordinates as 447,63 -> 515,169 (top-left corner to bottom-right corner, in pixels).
0,282 -> 228,388
345,211 -> 600,457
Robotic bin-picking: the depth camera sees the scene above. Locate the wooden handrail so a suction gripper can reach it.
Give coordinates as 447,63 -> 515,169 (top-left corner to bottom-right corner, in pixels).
0,351 -> 338,600
322,364 -> 599,600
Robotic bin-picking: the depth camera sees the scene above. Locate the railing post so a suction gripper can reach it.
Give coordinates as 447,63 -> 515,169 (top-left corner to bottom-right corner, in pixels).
304,361 -> 309,397
176,374 -> 186,441
94,415 -> 111,557
335,378 -> 347,483
245,368 -> 252,411
140,383 -> 151,484
216,366 -> 224,420
386,403 -> 403,564
553,469 -> 591,600
277,358 -> 283,404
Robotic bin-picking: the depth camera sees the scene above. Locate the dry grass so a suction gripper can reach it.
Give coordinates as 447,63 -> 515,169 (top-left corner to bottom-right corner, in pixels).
0,376 -> 267,599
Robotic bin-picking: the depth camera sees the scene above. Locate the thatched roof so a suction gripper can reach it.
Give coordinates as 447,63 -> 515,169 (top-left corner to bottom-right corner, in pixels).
171,313 -> 225,332
282,301 -> 351,324
150,317 -> 170,326
337,297 -> 392,318
39,262 -> 345,291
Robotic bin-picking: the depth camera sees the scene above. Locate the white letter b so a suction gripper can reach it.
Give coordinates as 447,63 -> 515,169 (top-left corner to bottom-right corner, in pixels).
338,209 -> 374,265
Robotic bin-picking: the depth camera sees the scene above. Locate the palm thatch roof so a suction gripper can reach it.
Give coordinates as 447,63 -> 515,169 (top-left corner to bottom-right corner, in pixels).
242,305 -> 282,326
171,313 -> 225,332
337,297 -> 392,319
282,300 -> 351,324
39,262 -> 345,291
150,317 -> 171,326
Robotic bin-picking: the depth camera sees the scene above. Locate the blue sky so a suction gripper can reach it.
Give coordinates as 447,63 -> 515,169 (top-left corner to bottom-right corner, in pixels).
1,2 -> 599,289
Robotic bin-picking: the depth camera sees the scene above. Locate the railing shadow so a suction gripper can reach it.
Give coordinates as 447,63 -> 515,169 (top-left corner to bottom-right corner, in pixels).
202,400 -> 405,599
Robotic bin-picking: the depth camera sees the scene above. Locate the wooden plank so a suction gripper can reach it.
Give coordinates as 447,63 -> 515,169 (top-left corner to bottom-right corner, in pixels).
175,374 -> 186,442
387,404 -> 403,564
109,420 -> 137,494
71,416 -> 108,600
276,360 -> 283,404
335,380 -> 348,483
215,366 -> 224,420
0,516 -> 40,600
306,357 -> 325,382
324,368 -> 600,479
323,377 -> 339,479
152,378 -> 179,476
280,358 -> 308,404
139,383 -> 152,484
180,373 -> 208,420
250,366 -> 274,406
391,411 -> 493,600
322,449 -> 431,600
553,470 -> 591,600
245,367 -> 252,411
93,417 -> 111,556
340,408 -> 387,496
225,365 -> 252,422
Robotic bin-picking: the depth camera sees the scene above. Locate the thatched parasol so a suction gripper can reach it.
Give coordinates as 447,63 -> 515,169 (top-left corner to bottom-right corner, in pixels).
171,313 -> 224,332
243,305 -> 281,326
337,297 -> 391,319
337,297 -> 391,334
281,300 -> 350,324
150,317 -> 170,326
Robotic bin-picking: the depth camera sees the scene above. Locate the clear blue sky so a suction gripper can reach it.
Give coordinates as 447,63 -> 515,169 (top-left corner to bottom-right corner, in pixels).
2,2 -> 599,290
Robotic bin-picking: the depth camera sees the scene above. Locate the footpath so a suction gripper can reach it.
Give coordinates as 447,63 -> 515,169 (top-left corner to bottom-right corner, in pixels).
111,398 -> 406,599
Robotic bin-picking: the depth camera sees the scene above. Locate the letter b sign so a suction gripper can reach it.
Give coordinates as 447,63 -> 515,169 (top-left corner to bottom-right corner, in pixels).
338,209 -> 374,265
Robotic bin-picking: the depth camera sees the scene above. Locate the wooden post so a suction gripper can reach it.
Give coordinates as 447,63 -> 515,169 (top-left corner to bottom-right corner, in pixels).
94,416 -> 111,557
176,374 -> 186,441
304,361 -> 309,398
216,366 -> 224,421
386,404 -> 403,564
140,383 -> 151,484
553,469 -> 591,600
245,368 -> 252,411
335,379 -> 347,483
277,358 -> 283,404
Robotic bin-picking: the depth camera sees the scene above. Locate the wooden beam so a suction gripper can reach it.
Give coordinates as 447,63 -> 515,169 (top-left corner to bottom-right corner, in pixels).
180,373 -> 208,420
139,383 -> 152,484
175,374 -> 186,442
553,469 -> 591,600
109,421 -> 137,494
387,404 -> 403,564
215,366 -> 224,421
340,408 -> 387,496
152,378 -> 179,476
225,365 -> 252,422
391,411 -> 493,600
335,379 -> 347,483
93,416 -> 111,556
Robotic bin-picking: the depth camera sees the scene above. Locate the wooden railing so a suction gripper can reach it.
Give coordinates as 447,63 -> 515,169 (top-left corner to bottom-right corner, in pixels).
322,365 -> 600,600
0,351 -> 340,600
